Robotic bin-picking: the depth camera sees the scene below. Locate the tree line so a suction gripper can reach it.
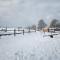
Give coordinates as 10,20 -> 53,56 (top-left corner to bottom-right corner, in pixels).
0,18 -> 60,31
28,19 -> 60,31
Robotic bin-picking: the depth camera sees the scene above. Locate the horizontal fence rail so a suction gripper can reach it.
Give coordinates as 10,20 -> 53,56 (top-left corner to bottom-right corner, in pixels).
0,28 -> 36,37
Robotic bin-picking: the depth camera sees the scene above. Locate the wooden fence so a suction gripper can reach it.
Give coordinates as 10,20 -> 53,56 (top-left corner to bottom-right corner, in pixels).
0,28 -> 36,37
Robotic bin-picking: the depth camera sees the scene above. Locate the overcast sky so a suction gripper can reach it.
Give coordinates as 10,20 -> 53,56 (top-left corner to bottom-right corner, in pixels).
0,0 -> 60,27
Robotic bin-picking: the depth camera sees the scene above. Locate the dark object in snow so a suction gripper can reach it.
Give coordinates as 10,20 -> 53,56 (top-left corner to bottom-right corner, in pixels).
50,35 -> 53,38
43,33 -> 58,38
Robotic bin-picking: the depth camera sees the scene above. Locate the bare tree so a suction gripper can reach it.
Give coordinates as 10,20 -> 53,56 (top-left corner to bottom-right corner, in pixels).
56,23 -> 60,28
50,19 -> 58,28
38,19 -> 47,30
31,24 -> 36,32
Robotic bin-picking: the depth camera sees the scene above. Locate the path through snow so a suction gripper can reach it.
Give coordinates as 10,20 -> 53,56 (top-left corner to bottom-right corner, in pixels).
0,31 -> 60,60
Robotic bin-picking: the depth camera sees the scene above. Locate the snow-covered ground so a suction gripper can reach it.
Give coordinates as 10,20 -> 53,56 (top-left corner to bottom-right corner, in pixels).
0,31 -> 60,60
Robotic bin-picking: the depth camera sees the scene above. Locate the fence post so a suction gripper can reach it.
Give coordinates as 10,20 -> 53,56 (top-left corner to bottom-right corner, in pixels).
23,29 -> 24,35
5,26 -> 7,32
28,27 -> 30,33
14,29 -> 16,36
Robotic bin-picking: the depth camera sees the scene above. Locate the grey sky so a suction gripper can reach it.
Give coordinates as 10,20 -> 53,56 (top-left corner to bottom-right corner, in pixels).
0,0 -> 60,27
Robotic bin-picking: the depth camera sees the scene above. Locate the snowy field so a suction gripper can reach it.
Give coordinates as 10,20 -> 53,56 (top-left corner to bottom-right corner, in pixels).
0,31 -> 60,60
